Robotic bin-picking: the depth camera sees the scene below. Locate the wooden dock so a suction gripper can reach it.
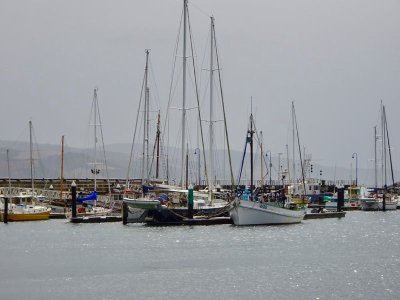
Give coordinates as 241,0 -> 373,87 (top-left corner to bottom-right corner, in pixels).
304,211 -> 346,219
50,213 -> 67,219
143,216 -> 233,226
70,215 -> 122,223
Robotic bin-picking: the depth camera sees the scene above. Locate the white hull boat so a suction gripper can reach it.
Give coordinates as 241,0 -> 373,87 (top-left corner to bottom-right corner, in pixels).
230,199 -> 305,226
123,197 -> 161,210
360,196 -> 398,211
359,198 -> 380,211
378,198 -> 398,210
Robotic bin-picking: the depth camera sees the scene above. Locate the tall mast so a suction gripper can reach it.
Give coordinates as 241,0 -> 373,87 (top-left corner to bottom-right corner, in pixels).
6,149 -> 11,194
374,126 -> 377,189
291,101 -> 296,185
208,16 -> 215,202
60,135 -> 64,200
155,111 -> 161,179
249,114 -> 254,196
93,88 -> 98,192
260,131 -> 264,187
286,144 -> 290,184
142,49 -> 150,185
29,120 -> 34,195
180,0 -> 188,188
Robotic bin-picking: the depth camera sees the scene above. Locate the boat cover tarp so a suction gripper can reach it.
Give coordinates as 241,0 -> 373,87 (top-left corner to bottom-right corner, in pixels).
78,191 -> 97,202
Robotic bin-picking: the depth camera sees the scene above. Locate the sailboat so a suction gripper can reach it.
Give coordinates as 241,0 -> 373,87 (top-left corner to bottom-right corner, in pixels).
123,49 -> 162,211
123,2 -> 234,224
75,88 -> 112,216
0,121 -> 51,221
230,111 -> 306,226
360,103 -> 398,210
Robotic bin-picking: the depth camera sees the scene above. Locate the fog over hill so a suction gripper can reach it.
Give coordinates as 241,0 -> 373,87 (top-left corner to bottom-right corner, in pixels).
0,140 -> 398,188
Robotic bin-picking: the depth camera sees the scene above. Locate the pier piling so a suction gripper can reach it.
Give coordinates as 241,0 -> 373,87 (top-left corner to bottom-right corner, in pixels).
188,184 -> 193,219
3,197 -> 8,224
337,188 -> 344,212
122,202 -> 128,225
383,185 -> 387,211
71,181 -> 77,219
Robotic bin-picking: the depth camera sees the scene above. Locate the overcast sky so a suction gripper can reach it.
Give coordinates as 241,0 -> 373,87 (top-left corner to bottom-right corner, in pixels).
1,0 -> 399,177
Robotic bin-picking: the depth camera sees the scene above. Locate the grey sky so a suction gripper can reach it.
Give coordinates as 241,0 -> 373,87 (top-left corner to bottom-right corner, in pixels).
1,0 -> 399,179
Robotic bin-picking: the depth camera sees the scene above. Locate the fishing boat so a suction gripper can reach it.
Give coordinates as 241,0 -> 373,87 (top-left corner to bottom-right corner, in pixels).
230,111 -> 305,226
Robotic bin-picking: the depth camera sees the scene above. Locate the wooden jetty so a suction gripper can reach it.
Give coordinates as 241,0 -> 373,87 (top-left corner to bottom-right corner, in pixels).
50,212 -> 67,219
142,216 -> 232,226
70,215 -> 122,223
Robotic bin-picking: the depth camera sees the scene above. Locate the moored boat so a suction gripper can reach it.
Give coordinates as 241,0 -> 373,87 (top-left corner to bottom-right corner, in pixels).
230,198 -> 305,225
1,198 -> 51,222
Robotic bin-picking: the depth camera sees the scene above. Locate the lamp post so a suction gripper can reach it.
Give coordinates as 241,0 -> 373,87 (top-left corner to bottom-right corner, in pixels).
352,152 -> 358,186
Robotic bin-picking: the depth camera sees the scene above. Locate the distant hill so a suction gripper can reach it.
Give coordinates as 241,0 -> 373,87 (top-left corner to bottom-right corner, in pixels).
0,139 -> 397,187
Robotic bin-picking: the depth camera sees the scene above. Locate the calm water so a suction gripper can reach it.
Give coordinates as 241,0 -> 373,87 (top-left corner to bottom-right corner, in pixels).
1,211 -> 400,300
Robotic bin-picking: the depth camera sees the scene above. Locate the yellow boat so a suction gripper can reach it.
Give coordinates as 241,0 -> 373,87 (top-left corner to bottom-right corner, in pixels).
1,200 -> 51,222
6,207 -> 51,221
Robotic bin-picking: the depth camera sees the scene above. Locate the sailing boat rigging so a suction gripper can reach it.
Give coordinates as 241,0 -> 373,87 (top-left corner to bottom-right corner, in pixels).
77,88 -> 112,215
360,102 -> 398,210
123,1 -> 234,224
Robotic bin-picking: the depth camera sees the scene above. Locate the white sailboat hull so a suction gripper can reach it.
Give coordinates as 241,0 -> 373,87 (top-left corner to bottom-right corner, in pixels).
230,199 -> 305,226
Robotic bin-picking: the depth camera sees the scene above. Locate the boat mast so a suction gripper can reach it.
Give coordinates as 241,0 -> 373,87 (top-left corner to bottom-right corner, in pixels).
291,102 -> 296,187
249,113 -> 254,196
293,103 -> 307,197
155,111 -> 161,179
374,126 -> 377,189
208,16 -> 215,202
180,0 -> 188,188
6,149 -> 11,195
260,131 -> 264,187
92,88 -> 98,192
142,49 -> 150,185
60,135 -> 64,201
286,144 -> 290,184
29,120 -> 34,196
